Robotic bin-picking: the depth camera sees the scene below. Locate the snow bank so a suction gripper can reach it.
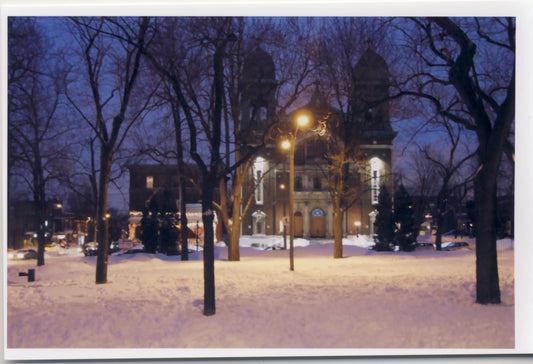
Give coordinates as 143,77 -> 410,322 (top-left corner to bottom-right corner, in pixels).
6,237 -> 515,360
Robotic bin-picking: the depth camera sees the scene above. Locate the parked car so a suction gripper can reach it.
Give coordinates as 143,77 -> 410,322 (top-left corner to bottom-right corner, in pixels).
8,248 -> 38,260
442,241 -> 470,251
109,241 -> 120,254
83,242 -> 99,256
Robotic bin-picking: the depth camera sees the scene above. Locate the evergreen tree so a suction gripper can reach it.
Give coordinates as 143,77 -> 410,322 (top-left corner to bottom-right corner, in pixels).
140,207 -> 158,253
394,184 -> 417,251
373,185 -> 395,251
159,214 -> 179,255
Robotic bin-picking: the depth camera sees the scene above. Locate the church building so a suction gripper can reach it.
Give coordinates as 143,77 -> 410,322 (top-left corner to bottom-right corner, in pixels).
240,47 -> 396,239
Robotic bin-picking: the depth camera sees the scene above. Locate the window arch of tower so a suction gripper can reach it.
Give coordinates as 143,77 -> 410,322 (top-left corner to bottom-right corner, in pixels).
370,157 -> 383,205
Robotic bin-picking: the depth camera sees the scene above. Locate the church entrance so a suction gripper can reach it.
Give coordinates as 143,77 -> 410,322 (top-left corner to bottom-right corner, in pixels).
310,208 -> 326,238
252,210 -> 266,235
294,212 -> 303,237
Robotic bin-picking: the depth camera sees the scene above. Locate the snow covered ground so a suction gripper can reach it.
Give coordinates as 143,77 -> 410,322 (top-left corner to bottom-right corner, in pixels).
5,235 -> 517,360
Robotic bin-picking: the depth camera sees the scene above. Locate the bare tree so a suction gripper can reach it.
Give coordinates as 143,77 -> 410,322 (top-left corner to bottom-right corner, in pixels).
65,17 -> 154,283
140,17 -> 237,315
323,121 -> 360,258
141,17 -> 315,268
398,148 -> 441,240
217,17 -> 317,262
182,18 -> 235,316
8,17 -> 73,265
395,17 -> 515,304
312,18 -> 395,258
127,67 -> 194,260
417,119 -> 476,250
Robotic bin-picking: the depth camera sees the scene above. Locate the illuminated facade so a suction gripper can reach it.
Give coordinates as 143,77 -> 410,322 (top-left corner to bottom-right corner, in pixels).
240,47 -> 396,238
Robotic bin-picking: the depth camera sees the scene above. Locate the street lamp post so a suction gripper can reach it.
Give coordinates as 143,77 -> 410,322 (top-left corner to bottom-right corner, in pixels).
280,182 -> 287,250
288,139 -> 296,271
282,114 -> 309,271
105,213 -> 111,249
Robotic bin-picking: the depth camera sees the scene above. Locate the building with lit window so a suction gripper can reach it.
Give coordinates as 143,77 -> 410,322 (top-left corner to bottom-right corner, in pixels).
240,47 -> 396,238
127,164 -> 209,240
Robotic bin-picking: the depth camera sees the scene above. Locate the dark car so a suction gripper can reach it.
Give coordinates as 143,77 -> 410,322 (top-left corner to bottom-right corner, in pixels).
442,241 -> 470,251
8,248 -> 38,260
109,241 -> 120,254
83,242 -> 99,256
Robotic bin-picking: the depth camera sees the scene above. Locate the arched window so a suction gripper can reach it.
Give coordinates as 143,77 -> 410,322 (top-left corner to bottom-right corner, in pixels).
250,105 -> 267,129
311,208 -> 325,217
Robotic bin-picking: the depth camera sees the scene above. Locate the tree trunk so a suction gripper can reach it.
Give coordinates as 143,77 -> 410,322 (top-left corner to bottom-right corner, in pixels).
227,179 -> 244,261
179,188 -> 189,261
95,150 -> 112,284
202,179 -> 216,316
36,215 -> 46,266
174,102 -> 189,261
226,156 -> 249,262
33,146 -> 47,266
35,196 -> 46,266
475,169 -> 501,304
228,206 -> 241,262
333,206 -> 343,259
434,210 -> 444,251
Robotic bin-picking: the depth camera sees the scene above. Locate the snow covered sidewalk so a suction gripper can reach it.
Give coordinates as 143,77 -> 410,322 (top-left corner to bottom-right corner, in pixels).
6,242 -> 514,359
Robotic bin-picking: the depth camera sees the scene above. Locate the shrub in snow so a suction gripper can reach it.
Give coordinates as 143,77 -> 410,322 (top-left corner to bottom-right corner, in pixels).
394,185 -> 417,252
159,215 -> 179,254
373,185 -> 395,251
140,208 -> 158,253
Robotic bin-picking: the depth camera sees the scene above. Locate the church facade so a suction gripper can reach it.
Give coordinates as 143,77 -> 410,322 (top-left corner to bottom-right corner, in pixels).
240,47 -> 396,239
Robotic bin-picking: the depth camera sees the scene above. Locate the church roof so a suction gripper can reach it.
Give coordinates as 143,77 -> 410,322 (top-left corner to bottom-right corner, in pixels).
304,84 -> 333,112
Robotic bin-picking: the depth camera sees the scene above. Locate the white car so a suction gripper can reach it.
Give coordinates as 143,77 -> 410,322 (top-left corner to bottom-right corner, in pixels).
8,248 -> 38,260
442,241 -> 470,251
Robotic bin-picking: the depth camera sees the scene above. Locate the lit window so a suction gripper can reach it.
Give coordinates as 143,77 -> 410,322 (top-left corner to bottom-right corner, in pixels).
256,170 -> 263,203
254,157 -> 265,205
146,176 -> 154,189
370,157 -> 381,205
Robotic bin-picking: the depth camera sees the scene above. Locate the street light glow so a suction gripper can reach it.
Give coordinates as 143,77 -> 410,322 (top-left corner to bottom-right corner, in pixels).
281,139 -> 291,150
297,114 -> 309,127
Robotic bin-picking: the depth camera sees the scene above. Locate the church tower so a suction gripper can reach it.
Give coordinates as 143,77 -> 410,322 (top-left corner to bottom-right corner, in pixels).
352,48 -> 396,144
350,48 -> 396,236
240,47 -> 279,236
239,47 -> 278,143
